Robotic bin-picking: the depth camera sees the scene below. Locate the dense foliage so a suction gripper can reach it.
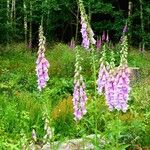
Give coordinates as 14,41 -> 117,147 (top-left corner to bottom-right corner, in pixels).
0,44 -> 150,149
0,0 -> 150,149
0,0 -> 150,49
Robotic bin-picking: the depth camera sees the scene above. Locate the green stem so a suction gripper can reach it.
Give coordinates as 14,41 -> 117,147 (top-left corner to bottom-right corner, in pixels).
91,45 -> 98,149
115,111 -> 121,148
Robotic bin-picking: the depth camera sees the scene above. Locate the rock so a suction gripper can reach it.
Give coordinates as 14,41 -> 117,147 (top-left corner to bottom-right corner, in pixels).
27,134 -> 105,150
129,67 -> 140,83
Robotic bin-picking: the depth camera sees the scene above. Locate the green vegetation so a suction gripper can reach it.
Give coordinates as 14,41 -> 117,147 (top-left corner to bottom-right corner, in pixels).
0,43 -> 150,149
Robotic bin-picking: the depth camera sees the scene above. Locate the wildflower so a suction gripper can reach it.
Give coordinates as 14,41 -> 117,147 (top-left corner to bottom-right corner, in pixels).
73,77 -> 87,120
43,126 -> 53,141
120,35 -> 128,65
73,48 -> 88,121
79,0 -> 96,49
36,25 -> 50,91
43,118 -> 54,143
106,31 -> 109,42
69,38 -> 75,49
97,45 -> 109,95
109,51 -> 115,69
102,31 -> 106,41
113,35 -> 131,112
96,37 -> 102,49
113,66 -> 130,112
89,28 -> 96,45
98,35 -> 131,113
105,70 -> 115,111
97,63 -> 109,94
80,17 -> 90,49
120,24 -> 128,42
104,51 -> 115,111
36,52 -> 50,91
104,66 -> 130,113
123,25 -> 128,33
32,129 -> 37,142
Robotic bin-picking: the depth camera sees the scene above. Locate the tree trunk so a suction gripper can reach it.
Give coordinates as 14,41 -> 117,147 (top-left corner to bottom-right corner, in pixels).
10,0 -> 13,23
128,1 -> 132,48
23,1 -> 27,46
11,0 -> 15,22
13,0 -> 16,38
75,6 -> 79,43
46,0 -> 50,38
7,0 -> 10,20
6,0 -> 10,45
13,0 -> 16,21
29,1 -> 32,48
10,0 -> 16,41
139,0 -> 145,52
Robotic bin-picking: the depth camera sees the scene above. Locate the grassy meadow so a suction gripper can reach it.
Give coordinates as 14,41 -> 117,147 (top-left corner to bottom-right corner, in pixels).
0,43 -> 150,149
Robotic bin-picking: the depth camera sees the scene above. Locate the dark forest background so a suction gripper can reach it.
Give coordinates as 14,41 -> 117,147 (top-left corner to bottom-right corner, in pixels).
0,0 -> 150,49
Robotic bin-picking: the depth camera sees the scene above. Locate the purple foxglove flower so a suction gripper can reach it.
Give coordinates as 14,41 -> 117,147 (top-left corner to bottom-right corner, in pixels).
69,38 -> 75,49
97,63 -> 109,95
36,25 -> 50,91
105,73 -> 115,111
73,75 -> 88,121
80,18 -> 90,49
106,31 -> 109,42
104,51 -> 115,111
103,32 -> 130,112
120,25 -> 128,42
113,66 -> 130,112
90,29 -> 96,44
104,65 -> 130,112
74,109 -> 82,120
79,4 -> 96,49
102,31 -> 106,41
36,52 -> 50,91
73,49 -> 88,121
96,37 -> 102,49
123,25 -> 128,33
